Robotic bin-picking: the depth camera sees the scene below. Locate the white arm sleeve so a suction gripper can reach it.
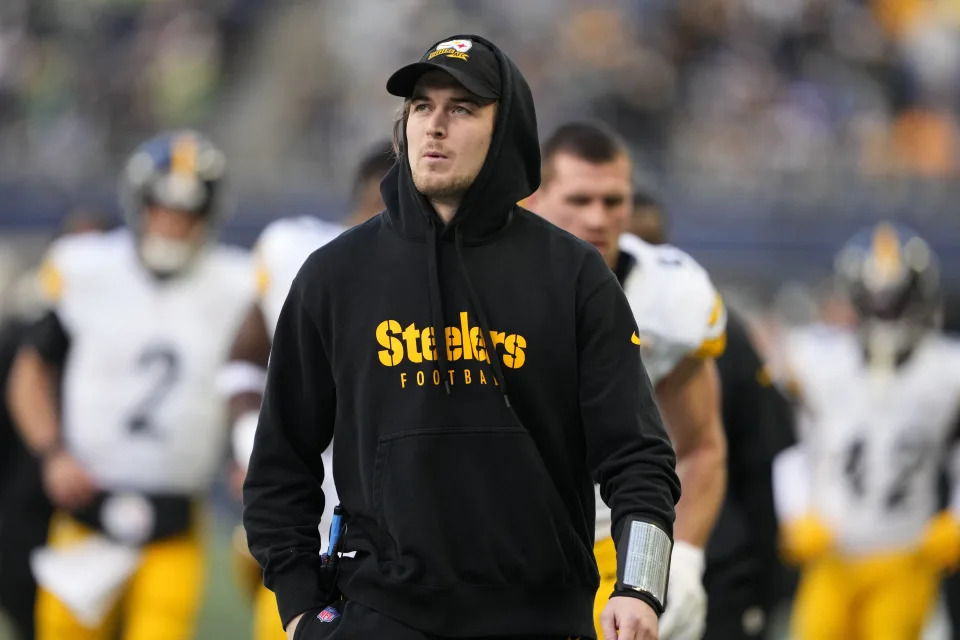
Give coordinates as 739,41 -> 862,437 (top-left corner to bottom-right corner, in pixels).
231,411 -> 260,469
773,444 -> 811,522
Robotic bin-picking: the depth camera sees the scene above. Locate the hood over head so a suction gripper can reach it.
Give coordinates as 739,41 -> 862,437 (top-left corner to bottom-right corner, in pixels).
381,34 -> 540,243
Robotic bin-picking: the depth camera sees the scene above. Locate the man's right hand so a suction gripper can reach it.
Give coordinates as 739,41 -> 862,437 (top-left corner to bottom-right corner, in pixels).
286,613 -> 304,640
42,450 -> 98,510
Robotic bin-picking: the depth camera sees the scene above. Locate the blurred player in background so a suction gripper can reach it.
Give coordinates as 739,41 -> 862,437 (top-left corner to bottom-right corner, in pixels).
775,222 -> 960,640
629,191 -> 668,247
0,210 -> 112,640
6,131 -> 253,640
221,140 -> 393,640
528,122 -> 727,640
628,196 -> 797,639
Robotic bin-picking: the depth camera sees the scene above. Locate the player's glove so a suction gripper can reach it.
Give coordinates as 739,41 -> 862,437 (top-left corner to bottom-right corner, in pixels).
918,510 -> 960,571
657,540 -> 707,640
780,512 -> 833,565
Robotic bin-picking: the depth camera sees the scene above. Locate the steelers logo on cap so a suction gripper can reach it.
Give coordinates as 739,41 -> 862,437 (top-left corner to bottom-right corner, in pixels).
429,39 -> 472,61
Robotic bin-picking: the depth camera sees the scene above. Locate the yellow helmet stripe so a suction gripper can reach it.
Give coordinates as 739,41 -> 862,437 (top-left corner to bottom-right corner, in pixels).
872,222 -> 901,280
170,133 -> 198,175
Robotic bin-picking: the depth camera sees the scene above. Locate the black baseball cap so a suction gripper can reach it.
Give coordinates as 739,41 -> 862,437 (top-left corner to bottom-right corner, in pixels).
386,36 -> 501,100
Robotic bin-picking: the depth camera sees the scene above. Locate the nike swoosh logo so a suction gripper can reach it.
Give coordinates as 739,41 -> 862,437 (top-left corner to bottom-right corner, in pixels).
631,332 -> 643,346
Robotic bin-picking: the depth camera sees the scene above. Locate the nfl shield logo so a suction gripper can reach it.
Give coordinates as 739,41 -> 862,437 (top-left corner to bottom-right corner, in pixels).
317,606 -> 339,623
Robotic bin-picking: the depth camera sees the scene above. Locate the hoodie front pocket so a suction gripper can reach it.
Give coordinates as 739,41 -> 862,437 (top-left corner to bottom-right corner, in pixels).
371,426 -> 593,588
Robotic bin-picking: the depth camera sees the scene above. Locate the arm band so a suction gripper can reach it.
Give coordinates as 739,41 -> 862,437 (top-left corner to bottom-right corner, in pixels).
232,411 -> 260,468
616,518 -> 672,610
216,361 -> 267,397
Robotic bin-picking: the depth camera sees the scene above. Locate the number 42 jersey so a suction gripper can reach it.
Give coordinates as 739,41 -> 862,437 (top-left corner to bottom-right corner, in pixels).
38,229 -> 255,494
786,325 -> 960,554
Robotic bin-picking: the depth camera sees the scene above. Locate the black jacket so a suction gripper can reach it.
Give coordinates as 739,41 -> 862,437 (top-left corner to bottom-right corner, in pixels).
243,35 -> 679,638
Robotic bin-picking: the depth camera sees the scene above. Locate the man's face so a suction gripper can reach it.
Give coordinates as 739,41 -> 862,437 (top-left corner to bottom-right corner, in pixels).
142,205 -> 204,241
531,152 -> 632,268
406,70 -> 497,203
139,205 -> 206,274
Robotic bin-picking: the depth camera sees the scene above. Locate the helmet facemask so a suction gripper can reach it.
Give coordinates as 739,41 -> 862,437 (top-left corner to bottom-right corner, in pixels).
120,131 -> 226,277
836,225 -> 941,370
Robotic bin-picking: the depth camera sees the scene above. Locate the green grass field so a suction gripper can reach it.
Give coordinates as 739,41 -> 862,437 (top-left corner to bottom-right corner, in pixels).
195,514 -> 254,640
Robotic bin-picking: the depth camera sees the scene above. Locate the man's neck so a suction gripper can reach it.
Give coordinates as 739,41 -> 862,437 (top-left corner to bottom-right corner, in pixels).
429,198 -> 460,224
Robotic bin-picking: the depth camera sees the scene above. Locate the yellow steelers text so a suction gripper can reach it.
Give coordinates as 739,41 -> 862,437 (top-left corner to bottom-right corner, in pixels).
376,312 -> 526,369
427,49 -> 470,61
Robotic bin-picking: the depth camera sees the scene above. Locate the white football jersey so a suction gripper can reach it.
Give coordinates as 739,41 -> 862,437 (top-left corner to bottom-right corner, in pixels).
254,216 -> 344,335
787,325 -> 960,555
41,229 -> 254,494
619,233 -> 726,384
252,215 -> 344,542
595,233 -> 727,541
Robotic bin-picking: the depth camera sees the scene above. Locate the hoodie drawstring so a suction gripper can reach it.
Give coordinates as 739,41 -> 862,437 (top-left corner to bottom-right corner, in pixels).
426,219 -> 452,395
454,226 -> 512,408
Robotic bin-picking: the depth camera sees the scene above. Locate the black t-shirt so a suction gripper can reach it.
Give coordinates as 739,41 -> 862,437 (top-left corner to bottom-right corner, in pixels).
27,310 -> 71,366
0,318 -> 30,495
705,311 -> 796,603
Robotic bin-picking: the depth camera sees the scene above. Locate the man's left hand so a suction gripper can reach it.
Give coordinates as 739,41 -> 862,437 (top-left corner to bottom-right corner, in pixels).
657,541 -> 707,640
600,596 -> 659,639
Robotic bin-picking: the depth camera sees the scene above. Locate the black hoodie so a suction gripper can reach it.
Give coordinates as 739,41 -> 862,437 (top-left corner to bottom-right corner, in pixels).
243,35 -> 679,639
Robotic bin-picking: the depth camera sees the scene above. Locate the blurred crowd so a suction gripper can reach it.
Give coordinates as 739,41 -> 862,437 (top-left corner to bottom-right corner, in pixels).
2,0 -> 960,193
0,0 -> 264,185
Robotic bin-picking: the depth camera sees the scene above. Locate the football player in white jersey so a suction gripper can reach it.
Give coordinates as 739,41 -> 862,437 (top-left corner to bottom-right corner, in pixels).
774,222 -> 960,640
221,141 -> 394,640
6,131 -> 254,640
528,122 -> 727,640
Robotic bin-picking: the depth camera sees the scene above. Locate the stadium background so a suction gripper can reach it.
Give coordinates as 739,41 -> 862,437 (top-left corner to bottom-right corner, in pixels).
1,0 -> 960,638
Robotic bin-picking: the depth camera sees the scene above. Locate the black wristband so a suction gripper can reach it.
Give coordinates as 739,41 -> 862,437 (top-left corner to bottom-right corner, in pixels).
611,587 -> 665,616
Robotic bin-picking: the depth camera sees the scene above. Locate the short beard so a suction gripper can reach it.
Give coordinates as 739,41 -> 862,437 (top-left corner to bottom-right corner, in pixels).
411,171 -> 475,203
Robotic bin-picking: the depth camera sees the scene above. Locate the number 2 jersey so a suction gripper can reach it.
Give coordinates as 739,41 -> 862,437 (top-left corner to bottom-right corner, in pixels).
786,325 -> 960,555
35,229 -> 254,494
594,233 -> 727,542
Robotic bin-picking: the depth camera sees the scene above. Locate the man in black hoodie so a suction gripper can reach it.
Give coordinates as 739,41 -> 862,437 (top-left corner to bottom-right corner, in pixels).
243,35 -> 680,640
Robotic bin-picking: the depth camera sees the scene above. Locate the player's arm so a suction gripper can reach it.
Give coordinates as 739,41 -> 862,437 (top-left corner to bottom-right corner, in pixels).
8,341 -> 61,457
646,270 -> 727,640
656,355 -> 726,547
6,310 -> 97,510
652,354 -> 725,640
771,338 -> 836,567
219,302 -> 271,487
577,260 -> 680,638
917,411 -> 960,571
242,265 -> 335,634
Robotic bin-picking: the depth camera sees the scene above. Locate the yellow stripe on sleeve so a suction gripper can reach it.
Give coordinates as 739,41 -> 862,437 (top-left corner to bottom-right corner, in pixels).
37,260 -> 63,302
254,261 -> 270,299
708,293 -> 724,327
693,332 -> 727,359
